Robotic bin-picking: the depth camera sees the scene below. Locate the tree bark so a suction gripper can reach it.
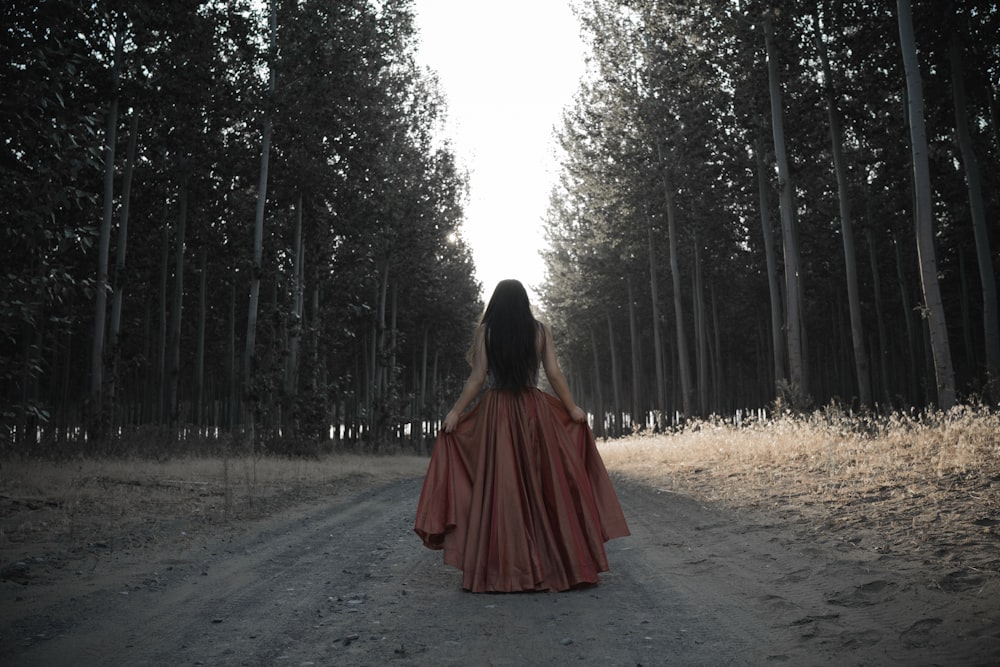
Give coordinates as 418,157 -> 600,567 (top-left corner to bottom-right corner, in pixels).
590,327 -> 605,438
764,10 -> 807,405
863,214 -> 892,406
91,28 -> 123,424
648,226 -> 666,427
627,276 -> 642,430
949,7 -> 999,401
227,285 -> 237,429
167,178 -> 188,423
693,240 -> 708,416
815,24 -> 871,408
285,195 -> 305,396
194,246 -> 207,425
753,116 -> 785,393
897,0 -> 956,409
244,1 -> 276,394
657,148 -> 693,416
893,231 -> 921,406
607,312 -> 622,436
109,113 -> 138,368
711,283 -> 723,413
105,110 -> 138,429
158,215 -> 170,422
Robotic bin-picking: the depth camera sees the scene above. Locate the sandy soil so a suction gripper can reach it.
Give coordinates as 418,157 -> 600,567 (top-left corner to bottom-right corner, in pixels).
2,467 -> 998,666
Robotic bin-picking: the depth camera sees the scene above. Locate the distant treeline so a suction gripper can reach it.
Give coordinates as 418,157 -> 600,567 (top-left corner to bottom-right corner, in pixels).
542,0 -> 999,434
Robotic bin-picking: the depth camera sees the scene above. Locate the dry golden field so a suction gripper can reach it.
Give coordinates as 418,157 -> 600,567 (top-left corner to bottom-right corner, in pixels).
600,404 -> 1000,575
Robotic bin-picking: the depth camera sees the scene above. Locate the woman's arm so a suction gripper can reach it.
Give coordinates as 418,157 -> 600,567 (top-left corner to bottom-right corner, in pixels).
540,323 -> 587,422
443,324 -> 488,432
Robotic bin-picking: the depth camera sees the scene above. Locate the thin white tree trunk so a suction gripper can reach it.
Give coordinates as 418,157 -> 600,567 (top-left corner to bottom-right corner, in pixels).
648,227 -> 666,426
764,10 -> 807,404
897,0 -> 956,408
753,117 -> 785,392
657,148 -> 693,416
607,312 -> 622,436
694,239 -> 708,416
627,276 -> 642,429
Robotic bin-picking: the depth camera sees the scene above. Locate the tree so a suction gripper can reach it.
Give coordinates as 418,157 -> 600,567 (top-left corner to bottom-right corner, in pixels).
763,7 -> 807,406
948,2 -> 999,402
814,11 -> 871,408
897,0 -> 956,409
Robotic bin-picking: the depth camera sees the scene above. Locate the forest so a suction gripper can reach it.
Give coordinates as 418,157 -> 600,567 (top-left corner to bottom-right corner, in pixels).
2,0 -> 481,455
2,0 -> 998,455
542,0 -> 999,435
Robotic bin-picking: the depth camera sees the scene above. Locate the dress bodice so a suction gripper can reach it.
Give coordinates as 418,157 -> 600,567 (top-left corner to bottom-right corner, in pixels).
485,366 -> 538,390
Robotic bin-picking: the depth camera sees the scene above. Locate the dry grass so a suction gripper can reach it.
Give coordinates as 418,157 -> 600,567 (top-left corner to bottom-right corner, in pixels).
0,454 -> 428,559
600,404 -> 1000,571
3,407 -> 998,576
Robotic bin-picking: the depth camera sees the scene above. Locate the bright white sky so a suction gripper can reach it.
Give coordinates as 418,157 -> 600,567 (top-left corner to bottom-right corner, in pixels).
411,1 -> 587,304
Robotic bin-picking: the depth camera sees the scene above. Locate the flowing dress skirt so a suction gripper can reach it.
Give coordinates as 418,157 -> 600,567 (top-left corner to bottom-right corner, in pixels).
414,388 -> 630,592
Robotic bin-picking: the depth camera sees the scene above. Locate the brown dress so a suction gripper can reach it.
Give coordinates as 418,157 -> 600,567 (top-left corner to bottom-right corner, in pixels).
414,388 -> 630,592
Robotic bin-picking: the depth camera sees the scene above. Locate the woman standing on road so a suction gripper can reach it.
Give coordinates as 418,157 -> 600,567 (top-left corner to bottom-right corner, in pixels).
414,279 -> 629,592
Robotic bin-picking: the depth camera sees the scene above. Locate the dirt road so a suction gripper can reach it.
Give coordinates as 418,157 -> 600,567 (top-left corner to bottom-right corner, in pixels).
3,476 -> 997,666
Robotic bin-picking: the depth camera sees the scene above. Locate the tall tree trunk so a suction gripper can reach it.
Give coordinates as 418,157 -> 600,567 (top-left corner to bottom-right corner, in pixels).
390,280 -> 398,401
711,283 -> 723,414
949,7 -> 999,400
194,246 -> 207,425
753,116 -> 785,393
141,294 -> 152,423
648,226 -> 666,427
418,326 -> 429,444
627,276 -> 642,430
894,231 -> 921,406
657,148 -> 693,416
167,178 -> 188,423
863,215 -> 892,406
607,312 -> 622,436
91,28 -> 123,426
158,218 -> 170,423
693,240 -> 708,416
815,23 -> 871,408
590,327 -> 605,438
244,1 -> 276,399
764,10 -> 807,405
959,249 -> 976,376
227,284 -> 237,429
373,264 -> 390,445
109,113 -> 138,413
897,0 -> 956,409
285,196 -> 304,396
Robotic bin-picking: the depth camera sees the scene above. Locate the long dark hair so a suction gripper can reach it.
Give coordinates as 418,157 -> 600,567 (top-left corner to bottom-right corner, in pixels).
481,279 -> 538,390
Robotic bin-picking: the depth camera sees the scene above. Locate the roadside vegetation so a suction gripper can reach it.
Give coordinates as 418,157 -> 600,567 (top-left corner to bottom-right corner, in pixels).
3,405 -> 997,576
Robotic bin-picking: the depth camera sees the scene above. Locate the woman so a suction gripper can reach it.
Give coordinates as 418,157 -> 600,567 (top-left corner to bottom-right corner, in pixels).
414,279 -> 629,592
